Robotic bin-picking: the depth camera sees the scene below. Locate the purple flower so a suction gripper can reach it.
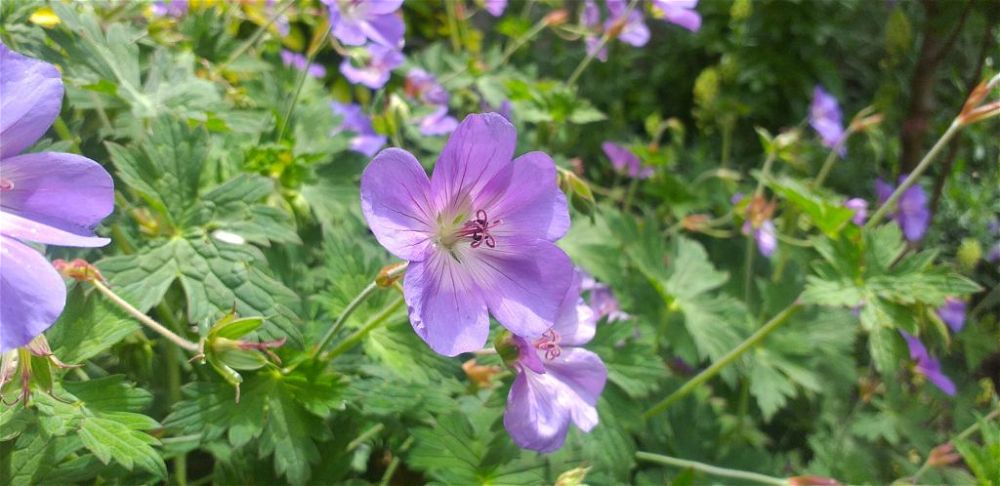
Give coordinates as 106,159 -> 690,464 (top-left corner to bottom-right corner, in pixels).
418,106 -> 459,136
900,331 -> 956,396
151,0 -> 188,17
480,99 -> 514,123
651,0 -> 702,32
503,271 -> 607,452
330,102 -> 387,156
323,0 -> 405,48
844,198 -> 868,225
484,0 -> 508,16
360,113 -> 575,356
875,177 -> 930,242
936,297 -> 966,333
280,50 -> 326,78
602,142 -> 653,179
0,42 -> 114,352
743,219 -> 777,258
581,274 -> 629,322
339,44 -> 404,89
404,68 -> 449,106
606,0 -> 650,47
581,0 -> 608,62
809,86 -> 846,157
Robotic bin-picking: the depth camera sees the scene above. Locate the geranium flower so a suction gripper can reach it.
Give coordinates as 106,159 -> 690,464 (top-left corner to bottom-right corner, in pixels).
651,0 -> 702,32
404,68 -> 449,106
340,44 -> 404,89
280,50 -> 326,78
484,0 -> 508,17
809,86 -> 846,156
502,271 -> 607,452
418,106 -> 459,136
581,0 -> 608,62
743,219 -> 777,258
606,0 -> 650,47
360,113 -> 575,356
602,142 -> 653,179
876,177 -> 930,242
844,197 -> 868,225
900,331 -> 956,396
330,102 -> 387,156
323,0 -> 405,48
936,297 -> 965,333
151,0 -> 188,17
0,42 -> 114,352
581,273 -> 629,322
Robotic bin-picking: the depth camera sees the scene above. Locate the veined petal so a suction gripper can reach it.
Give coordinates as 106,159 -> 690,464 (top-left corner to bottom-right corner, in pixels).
552,270 -> 596,346
544,347 -> 607,412
403,250 -> 490,356
1,211 -> 109,247
503,370 -> 572,453
360,148 -> 435,261
430,113 -> 516,214
1,152 -> 114,237
489,151 -> 570,242
465,238 -> 574,338
0,42 -> 64,159
360,14 -> 405,48
0,236 -> 66,352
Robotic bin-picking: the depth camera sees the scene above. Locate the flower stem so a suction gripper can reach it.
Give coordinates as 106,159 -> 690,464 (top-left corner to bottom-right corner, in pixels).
567,0 -> 640,88
322,295 -> 406,361
865,120 -> 962,229
643,301 -> 803,419
497,18 -> 549,67
347,423 -> 386,452
444,0 -> 462,52
635,452 -> 788,486
311,264 -> 408,359
907,406 -> 1000,483
812,135 -> 848,189
91,281 -> 200,353
275,23 -> 332,142
221,0 -> 296,69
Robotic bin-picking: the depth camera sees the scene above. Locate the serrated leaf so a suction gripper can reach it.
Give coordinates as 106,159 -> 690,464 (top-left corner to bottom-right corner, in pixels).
766,176 -> 854,237
45,284 -> 140,364
78,417 -> 166,477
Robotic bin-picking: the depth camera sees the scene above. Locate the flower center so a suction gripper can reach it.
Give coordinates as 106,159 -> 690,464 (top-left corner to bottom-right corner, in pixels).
438,209 -> 502,250
534,329 -> 561,360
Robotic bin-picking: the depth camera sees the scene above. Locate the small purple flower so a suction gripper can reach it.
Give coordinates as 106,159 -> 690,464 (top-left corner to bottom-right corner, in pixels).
602,142 -> 653,179
809,86 -> 846,157
606,0 -> 650,47
0,42 -> 115,352
651,0 -> 702,32
844,198 -> 868,225
900,331 -> 956,396
280,50 -> 326,78
339,44 -> 404,89
404,68 -> 449,106
480,99 -> 514,123
330,102 -> 386,157
418,106 -> 459,136
360,113 -> 575,356
151,0 -> 188,17
743,219 -> 777,258
581,274 -> 629,322
875,177 -> 930,242
503,271 -> 607,452
936,297 -> 966,333
581,0 -> 608,62
484,0 -> 508,16
323,0 -> 405,48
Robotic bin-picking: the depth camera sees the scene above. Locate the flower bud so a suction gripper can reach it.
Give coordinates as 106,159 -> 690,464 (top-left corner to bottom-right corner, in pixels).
926,443 -> 961,468
462,359 -> 502,389
555,466 -> 591,486
788,475 -> 841,486
52,258 -> 107,284
493,331 -> 521,367
376,262 -> 408,288
544,9 -> 570,26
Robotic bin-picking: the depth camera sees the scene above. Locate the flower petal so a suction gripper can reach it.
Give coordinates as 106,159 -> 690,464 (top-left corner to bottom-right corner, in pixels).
0,235 -> 66,352
467,238 -> 574,338
360,14 -> 405,48
403,250 -> 490,356
544,347 -> 607,431
430,113 -> 517,214
503,370 -> 572,453
663,8 -> 701,31
1,152 -> 114,237
552,270 -> 597,346
1,211 -> 109,247
0,42 -> 64,159
360,148 -> 435,261
488,151 -> 569,242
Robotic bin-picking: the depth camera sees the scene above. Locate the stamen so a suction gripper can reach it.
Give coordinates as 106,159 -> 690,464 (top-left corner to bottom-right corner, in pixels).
458,209 -> 501,249
0,178 -> 13,191
534,329 -> 562,360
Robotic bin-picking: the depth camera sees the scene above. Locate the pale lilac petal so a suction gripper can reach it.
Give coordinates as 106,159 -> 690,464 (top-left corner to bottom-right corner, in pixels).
360,14 -> 406,48
875,178 -> 894,205
662,8 -> 701,31
359,148 -> 436,261
900,330 -> 929,363
418,106 -> 459,136
619,12 -> 650,46
1,211 -> 109,247
366,0 -> 404,15
468,239 -> 574,338
0,42 -> 64,158
606,0 -> 626,17
582,0 -> 600,27
552,270 -> 596,346
351,134 -> 387,156
845,198 -> 868,225
330,14 -> 368,46
0,236 -> 66,352
403,250 -> 490,356
810,86 -> 846,155
513,335 -> 546,374
503,370 -> 572,453
488,151 -> 570,242
484,0 -> 507,16
897,184 -> 929,242
920,362 -> 956,396
1,152 -> 114,237
543,347 -> 607,430
755,220 -> 777,258
430,113 -> 517,213
936,297 -> 965,333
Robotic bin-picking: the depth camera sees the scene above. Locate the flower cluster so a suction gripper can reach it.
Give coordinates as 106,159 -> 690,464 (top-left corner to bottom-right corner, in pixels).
581,0 -> 701,62
0,42 -> 115,352
330,102 -> 387,157
325,0 -> 405,90
602,141 -> 653,179
405,68 -> 458,136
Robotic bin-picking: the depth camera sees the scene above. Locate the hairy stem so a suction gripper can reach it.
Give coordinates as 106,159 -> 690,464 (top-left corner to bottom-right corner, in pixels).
312,264 -> 408,359
92,281 -> 200,353
644,301 -> 803,419
636,452 -> 788,486
322,295 -> 406,362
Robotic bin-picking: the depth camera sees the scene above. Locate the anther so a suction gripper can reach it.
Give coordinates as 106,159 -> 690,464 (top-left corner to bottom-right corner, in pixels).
534,329 -> 562,360
0,178 -> 13,191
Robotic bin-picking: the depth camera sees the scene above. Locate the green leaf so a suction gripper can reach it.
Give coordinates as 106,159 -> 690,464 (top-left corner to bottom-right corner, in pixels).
78,417 -> 166,477
766,176 -> 855,237
46,284 -> 140,364
590,323 -> 666,399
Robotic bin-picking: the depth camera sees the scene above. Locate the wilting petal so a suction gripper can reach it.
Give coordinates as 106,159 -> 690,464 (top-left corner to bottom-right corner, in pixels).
430,113 -> 517,213
1,152 -> 114,238
404,251 -> 490,356
503,370 -> 572,453
1,211 -> 109,247
0,42 -> 64,159
0,236 -> 66,352
552,270 -> 597,346
489,151 -> 570,242
467,238 -> 574,338
360,14 -> 405,48
360,148 -> 436,261
544,347 -> 607,430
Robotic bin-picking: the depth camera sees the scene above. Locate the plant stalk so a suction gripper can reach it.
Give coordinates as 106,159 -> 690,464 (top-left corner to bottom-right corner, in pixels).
567,0 -> 639,87
275,23 -> 332,141
322,295 -> 406,361
636,452 -> 788,486
92,281 -> 200,353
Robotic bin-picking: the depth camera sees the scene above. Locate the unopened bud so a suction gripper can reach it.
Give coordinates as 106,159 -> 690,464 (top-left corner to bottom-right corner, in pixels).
788,475 -> 841,486
555,466 -> 591,486
927,443 -> 962,468
544,9 -> 569,26
462,359 -> 502,389
682,214 -> 711,232
376,262 -> 408,288
53,258 -> 107,284
958,73 -> 1000,125
493,331 -> 520,367
606,17 -> 627,39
